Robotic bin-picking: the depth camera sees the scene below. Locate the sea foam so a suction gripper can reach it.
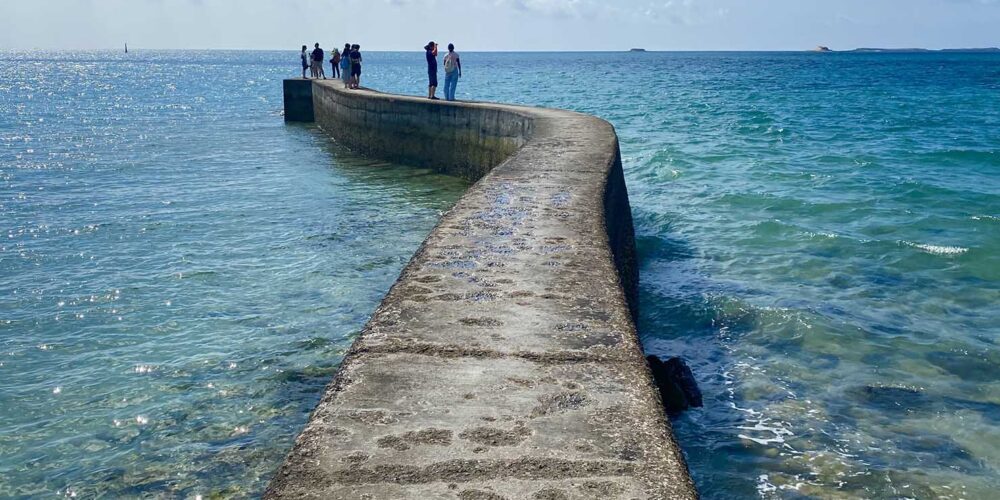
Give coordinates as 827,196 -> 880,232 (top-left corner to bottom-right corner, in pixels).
903,241 -> 969,256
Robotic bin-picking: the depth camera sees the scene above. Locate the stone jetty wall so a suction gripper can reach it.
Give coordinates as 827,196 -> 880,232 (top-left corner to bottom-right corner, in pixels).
269,79 -> 696,499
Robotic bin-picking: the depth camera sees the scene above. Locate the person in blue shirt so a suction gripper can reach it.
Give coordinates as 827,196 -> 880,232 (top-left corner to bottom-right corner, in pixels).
340,43 -> 352,87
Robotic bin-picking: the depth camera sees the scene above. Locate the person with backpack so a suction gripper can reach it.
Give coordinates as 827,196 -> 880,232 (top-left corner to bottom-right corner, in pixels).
443,43 -> 462,101
300,45 -> 310,79
340,43 -> 353,87
349,44 -> 362,89
311,43 -> 326,79
330,48 -> 341,79
425,41 -> 439,100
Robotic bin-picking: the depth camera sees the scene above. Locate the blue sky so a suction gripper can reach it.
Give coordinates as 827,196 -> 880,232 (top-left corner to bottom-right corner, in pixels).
1,0 -> 998,51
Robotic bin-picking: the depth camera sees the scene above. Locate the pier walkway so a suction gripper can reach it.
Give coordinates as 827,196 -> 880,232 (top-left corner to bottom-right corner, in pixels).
267,79 -> 696,499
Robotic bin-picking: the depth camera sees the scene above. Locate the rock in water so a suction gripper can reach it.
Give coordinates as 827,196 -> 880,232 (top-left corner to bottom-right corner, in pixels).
646,355 -> 703,414
849,384 -> 934,415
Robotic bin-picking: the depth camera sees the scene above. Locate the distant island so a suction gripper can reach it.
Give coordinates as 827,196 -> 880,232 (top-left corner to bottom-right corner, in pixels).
810,46 -> 999,53
629,48 -> 647,52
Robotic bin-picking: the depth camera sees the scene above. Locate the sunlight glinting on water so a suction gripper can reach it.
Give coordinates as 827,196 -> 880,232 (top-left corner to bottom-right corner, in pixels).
2,49 -> 999,498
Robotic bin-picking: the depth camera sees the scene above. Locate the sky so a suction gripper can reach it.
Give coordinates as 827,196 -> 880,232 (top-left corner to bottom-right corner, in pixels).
0,0 -> 998,51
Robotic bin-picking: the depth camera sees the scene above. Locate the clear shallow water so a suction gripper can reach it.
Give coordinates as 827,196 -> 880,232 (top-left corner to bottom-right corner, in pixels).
0,51 -> 467,497
2,50 -> 999,498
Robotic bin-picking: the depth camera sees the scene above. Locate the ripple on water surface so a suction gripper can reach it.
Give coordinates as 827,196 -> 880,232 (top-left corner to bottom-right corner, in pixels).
2,50 -> 1000,499
0,50 -> 466,497
616,53 -> 999,498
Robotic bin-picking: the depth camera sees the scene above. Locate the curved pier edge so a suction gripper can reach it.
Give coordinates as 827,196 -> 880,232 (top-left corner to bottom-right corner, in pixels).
268,79 -> 696,499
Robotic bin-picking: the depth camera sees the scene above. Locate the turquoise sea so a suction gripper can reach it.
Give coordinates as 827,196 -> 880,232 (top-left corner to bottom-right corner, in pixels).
1,50 -> 998,498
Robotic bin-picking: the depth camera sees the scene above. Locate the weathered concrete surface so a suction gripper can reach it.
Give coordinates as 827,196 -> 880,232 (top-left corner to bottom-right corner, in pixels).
283,78 -> 315,122
267,80 -> 697,499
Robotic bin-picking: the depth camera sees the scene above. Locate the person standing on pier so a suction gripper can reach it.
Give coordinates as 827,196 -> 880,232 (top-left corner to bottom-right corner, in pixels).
443,43 -> 462,101
341,43 -> 353,87
425,41 -> 439,100
311,43 -> 326,79
349,44 -> 362,89
330,48 -> 341,79
300,45 -> 310,79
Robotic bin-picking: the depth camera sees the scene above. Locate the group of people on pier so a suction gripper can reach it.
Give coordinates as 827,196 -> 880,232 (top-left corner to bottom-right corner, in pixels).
298,41 -> 463,101
300,43 -> 362,89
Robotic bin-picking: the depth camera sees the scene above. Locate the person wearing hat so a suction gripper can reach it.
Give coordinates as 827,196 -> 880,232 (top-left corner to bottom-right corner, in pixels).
425,41 -> 439,100
329,48 -> 341,79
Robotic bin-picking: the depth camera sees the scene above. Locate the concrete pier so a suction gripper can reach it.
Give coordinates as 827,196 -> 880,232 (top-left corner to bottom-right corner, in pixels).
283,79 -> 315,122
267,79 -> 696,499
